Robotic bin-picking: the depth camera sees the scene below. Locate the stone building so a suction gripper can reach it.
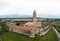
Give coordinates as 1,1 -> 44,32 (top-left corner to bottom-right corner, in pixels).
24,10 -> 41,27
5,10 -> 49,38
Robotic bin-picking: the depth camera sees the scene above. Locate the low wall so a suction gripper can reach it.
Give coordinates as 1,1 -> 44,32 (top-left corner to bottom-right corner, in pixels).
53,27 -> 60,41
40,27 -> 51,36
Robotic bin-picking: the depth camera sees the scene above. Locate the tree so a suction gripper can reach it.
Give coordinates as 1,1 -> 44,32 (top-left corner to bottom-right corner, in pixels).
0,28 -> 4,35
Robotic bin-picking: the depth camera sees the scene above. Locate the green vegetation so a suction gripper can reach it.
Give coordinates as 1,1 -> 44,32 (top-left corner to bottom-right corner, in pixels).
53,21 -> 60,33
32,28 -> 58,41
53,21 -> 60,26
0,22 -> 5,35
0,29 -> 58,41
0,22 -> 5,29
0,22 -> 58,41
0,28 -> 4,35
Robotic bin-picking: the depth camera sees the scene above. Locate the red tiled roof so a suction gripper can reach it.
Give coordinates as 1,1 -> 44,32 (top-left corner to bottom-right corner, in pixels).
14,26 -> 38,30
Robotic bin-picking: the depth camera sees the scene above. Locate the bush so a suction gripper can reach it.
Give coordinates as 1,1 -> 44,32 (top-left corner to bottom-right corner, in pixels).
0,28 -> 4,35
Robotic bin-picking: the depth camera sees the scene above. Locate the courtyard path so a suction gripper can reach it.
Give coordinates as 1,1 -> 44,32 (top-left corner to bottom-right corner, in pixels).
53,27 -> 60,41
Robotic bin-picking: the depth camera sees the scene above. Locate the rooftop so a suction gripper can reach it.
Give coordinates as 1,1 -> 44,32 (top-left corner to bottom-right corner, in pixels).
14,26 -> 39,30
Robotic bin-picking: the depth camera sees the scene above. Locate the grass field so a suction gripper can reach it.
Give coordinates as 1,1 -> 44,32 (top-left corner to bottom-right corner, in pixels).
0,28 -> 58,41
53,21 -> 60,26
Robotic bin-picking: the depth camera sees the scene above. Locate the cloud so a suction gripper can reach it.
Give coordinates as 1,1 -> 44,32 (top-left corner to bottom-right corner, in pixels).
0,0 -> 60,18
0,1 -> 10,15
0,1 -> 9,9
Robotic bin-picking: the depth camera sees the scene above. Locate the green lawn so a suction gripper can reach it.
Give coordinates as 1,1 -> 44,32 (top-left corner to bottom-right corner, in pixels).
53,21 -> 60,26
0,28 -> 58,41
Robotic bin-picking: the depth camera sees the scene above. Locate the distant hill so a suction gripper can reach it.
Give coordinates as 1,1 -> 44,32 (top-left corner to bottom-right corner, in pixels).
0,14 -> 31,18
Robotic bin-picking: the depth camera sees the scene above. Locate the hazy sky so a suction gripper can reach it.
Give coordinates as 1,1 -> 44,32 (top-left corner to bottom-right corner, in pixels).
0,0 -> 60,18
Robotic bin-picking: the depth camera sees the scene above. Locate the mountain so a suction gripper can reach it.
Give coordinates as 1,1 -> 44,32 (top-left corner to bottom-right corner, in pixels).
0,14 -> 31,18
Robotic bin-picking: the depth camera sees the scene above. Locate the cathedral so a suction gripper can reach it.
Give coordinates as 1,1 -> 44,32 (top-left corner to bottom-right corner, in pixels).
24,10 -> 41,27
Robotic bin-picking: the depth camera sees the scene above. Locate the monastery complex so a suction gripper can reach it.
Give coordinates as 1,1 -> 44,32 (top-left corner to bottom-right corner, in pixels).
5,10 -> 50,38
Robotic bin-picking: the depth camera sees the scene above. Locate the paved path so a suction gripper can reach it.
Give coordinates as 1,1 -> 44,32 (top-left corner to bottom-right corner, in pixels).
40,27 -> 51,36
53,27 -> 60,41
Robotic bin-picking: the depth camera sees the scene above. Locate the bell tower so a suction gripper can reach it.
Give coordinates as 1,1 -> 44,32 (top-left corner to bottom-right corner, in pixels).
33,10 -> 36,18
33,10 -> 37,27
